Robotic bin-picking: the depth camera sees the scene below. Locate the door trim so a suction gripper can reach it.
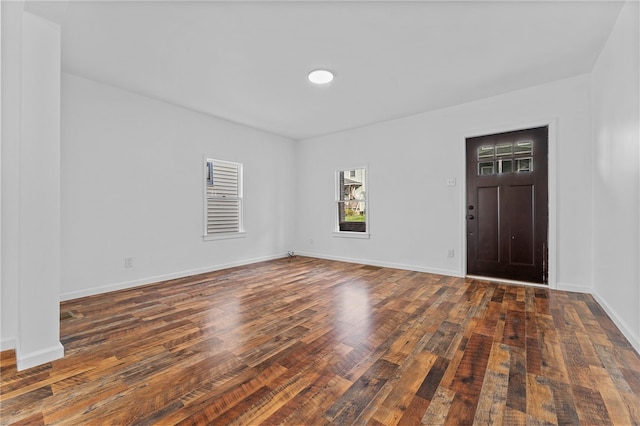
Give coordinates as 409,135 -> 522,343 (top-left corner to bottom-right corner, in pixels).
460,118 -> 557,289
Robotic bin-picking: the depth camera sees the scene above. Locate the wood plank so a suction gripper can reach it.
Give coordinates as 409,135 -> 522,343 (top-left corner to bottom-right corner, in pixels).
277,374 -> 352,425
371,351 -> 437,424
420,386 -> 456,425
525,373 -> 557,425
503,406 -> 527,425
473,343 -> 510,425
324,358 -> 398,423
446,333 -> 493,424
589,365 -> 632,425
549,379 -> 580,425
396,395 -> 430,426
415,355 -> 449,402
449,333 -> 492,397
502,308 -> 526,349
423,321 -> 460,357
572,383 -> 612,425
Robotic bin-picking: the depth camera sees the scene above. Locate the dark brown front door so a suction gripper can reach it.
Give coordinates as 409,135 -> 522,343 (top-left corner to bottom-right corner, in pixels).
466,126 -> 548,284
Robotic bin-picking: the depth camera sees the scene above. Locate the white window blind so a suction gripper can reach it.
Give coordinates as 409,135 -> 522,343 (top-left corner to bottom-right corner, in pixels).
205,159 -> 242,236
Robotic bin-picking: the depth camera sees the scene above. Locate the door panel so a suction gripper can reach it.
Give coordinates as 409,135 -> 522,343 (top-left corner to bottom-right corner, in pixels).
508,184 -> 534,266
466,126 -> 548,284
477,186 -> 499,262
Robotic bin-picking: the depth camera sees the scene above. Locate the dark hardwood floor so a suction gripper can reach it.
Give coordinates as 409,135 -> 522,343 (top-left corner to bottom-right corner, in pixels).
1,257 -> 639,425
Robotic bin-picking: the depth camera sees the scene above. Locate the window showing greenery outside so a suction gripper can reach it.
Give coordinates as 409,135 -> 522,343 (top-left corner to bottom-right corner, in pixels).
337,168 -> 366,232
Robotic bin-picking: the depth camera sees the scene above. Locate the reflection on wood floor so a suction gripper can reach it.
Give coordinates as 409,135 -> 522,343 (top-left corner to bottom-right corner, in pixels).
2,257 -> 639,425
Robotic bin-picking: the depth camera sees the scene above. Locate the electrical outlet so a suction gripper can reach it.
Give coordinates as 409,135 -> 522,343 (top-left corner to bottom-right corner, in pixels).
447,249 -> 455,258
124,257 -> 134,268
446,178 -> 456,186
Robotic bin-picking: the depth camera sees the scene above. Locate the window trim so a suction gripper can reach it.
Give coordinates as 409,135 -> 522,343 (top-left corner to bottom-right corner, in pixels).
333,165 -> 370,239
203,156 -> 246,241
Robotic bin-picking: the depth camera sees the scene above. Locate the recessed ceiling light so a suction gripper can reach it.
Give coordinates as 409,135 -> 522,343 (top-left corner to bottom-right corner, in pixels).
308,69 -> 334,85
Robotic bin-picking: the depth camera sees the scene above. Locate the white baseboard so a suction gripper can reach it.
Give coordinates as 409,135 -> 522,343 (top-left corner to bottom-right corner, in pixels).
555,281 -> 592,294
16,341 -> 64,371
592,291 -> 640,354
295,251 -> 462,278
0,337 -> 16,351
60,254 -> 286,301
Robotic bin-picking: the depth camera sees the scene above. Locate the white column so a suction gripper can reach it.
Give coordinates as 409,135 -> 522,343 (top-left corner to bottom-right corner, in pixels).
1,0 -> 23,353
15,11 -> 63,370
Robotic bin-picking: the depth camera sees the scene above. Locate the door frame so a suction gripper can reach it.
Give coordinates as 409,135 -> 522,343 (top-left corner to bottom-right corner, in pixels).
460,118 -> 557,289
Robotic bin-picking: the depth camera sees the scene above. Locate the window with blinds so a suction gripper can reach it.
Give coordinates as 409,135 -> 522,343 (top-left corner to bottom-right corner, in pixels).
204,158 -> 243,238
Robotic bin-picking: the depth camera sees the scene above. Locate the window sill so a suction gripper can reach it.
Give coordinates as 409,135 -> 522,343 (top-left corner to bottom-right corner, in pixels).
332,231 -> 370,239
203,232 -> 246,242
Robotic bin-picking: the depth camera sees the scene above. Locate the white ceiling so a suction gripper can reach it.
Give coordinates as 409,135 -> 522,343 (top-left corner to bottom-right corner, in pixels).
28,1 -> 624,140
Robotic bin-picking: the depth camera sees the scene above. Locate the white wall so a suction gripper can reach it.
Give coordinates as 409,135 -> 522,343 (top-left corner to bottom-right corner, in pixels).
60,74 -> 296,300
591,0 -> 640,352
1,5 -> 65,369
295,75 -> 593,292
